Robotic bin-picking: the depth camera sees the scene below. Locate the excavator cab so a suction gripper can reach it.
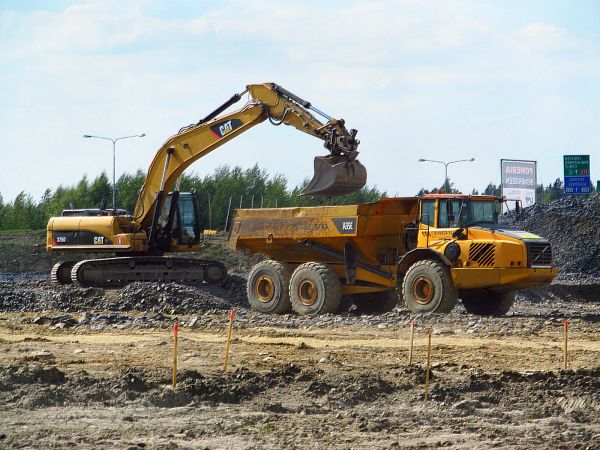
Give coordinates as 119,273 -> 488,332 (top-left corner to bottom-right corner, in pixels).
156,191 -> 201,250
301,156 -> 368,197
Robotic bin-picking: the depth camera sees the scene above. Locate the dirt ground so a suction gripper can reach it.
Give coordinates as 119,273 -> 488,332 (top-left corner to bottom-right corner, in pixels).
0,230 -> 599,449
1,305 -> 599,449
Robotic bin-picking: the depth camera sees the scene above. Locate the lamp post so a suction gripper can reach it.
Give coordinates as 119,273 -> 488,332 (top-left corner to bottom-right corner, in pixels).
83,133 -> 145,212
418,158 -> 475,192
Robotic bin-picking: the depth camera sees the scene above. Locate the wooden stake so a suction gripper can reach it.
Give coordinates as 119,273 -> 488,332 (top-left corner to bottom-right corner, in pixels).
563,319 -> 569,370
223,308 -> 235,372
172,322 -> 179,389
408,320 -> 415,366
424,329 -> 432,402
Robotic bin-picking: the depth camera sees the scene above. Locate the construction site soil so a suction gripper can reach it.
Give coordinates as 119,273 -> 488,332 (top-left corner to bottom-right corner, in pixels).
0,198 -> 599,449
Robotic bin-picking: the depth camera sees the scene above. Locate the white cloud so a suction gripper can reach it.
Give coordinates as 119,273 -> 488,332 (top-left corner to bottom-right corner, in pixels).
515,22 -> 580,53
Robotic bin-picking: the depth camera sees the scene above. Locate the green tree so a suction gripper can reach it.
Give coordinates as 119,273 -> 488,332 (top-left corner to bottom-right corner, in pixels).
116,169 -> 146,213
89,172 -> 112,209
483,183 -> 501,196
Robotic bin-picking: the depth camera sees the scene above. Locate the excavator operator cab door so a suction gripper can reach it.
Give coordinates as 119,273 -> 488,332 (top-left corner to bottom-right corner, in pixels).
158,191 -> 201,250
174,192 -> 201,246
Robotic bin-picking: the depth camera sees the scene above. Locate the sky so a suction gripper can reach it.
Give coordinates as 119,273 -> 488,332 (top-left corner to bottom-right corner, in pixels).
0,0 -> 599,201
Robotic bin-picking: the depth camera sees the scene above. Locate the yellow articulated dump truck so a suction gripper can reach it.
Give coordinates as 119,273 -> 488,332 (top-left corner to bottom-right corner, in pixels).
228,194 -> 557,316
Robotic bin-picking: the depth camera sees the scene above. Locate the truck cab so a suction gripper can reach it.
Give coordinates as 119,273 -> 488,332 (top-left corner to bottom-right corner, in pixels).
396,194 -> 556,314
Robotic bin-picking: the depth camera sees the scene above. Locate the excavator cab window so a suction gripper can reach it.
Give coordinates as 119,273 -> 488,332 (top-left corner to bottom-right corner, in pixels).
177,193 -> 200,245
157,192 -> 201,248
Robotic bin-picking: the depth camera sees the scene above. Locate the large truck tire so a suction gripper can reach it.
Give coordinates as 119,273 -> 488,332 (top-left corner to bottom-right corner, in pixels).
402,259 -> 457,314
353,290 -> 399,314
290,262 -> 341,315
461,291 -> 515,316
247,260 -> 293,314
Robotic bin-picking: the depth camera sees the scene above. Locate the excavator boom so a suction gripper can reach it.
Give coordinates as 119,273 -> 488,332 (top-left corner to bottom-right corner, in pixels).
134,82 -> 366,230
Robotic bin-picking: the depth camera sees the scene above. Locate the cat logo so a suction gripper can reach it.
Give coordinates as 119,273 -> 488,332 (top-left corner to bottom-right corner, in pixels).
219,121 -> 233,136
210,119 -> 243,139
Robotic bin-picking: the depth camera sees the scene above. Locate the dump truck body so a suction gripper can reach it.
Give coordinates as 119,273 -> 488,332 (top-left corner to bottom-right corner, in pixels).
229,195 -> 556,316
229,198 -> 418,294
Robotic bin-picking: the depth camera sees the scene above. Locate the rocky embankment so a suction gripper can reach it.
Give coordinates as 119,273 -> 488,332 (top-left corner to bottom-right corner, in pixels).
501,195 -> 600,283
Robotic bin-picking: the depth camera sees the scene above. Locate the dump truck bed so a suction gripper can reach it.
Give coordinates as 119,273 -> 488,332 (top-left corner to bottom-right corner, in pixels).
228,198 -> 419,289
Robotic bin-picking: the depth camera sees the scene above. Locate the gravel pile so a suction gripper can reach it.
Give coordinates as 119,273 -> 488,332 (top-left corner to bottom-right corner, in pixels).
501,195 -> 600,282
0,276 -> 247,314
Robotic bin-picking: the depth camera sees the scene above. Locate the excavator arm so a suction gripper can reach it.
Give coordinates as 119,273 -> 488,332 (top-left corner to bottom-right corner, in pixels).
134,82 -> 367,233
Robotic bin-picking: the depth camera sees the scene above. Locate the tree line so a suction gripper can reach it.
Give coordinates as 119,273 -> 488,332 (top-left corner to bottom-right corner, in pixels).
0,165 -> 593,231
0,165 -> 384,231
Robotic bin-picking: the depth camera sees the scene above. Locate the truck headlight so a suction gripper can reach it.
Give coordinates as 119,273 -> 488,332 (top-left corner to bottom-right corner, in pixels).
444,242 -> 461,263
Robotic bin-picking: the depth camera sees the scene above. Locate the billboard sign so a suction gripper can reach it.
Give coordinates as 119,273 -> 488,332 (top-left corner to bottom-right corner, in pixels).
501,159 -> 536,213
563,155 -> 591,194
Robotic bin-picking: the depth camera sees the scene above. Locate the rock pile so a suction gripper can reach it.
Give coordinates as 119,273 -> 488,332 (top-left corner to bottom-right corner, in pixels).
501,195 -> 600,282
0,275 -> 248,314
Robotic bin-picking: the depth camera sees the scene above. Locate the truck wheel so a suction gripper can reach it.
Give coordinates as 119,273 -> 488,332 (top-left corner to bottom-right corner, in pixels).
247,260 -> 293,314
402,259 -> 457,314
290,263 -> 341,315
354,290 -> 399,314
462,291 -> 515,316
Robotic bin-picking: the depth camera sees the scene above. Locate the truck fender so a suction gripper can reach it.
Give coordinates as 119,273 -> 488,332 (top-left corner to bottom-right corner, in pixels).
397,248 -> 451,276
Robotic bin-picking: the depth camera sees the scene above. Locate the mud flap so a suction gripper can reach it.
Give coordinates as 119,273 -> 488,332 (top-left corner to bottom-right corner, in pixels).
344,242 -> 357,284
300,156 -> 367,197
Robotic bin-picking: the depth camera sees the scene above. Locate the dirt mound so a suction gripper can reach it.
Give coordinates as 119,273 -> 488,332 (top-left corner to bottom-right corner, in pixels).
501,195 -> 600,282
0,275 -> 248,314
0,363 -> 402,411
0,363 -> 304,409
306,372 -> 397,406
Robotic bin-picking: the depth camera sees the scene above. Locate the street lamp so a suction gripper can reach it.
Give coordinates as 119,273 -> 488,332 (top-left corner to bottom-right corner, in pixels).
83,133 -> 145,212
418,158 -> 475,192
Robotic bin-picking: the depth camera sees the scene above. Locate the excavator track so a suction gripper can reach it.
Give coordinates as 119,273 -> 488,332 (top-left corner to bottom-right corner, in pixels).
70,256 -> 227,288
51,261 -> 76,285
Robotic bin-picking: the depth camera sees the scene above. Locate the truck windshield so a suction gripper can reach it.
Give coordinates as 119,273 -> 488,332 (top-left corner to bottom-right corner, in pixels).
460,200 -> 501,226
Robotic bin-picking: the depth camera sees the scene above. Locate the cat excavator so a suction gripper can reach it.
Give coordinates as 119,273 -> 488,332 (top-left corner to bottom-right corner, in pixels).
46,82 -> 367,287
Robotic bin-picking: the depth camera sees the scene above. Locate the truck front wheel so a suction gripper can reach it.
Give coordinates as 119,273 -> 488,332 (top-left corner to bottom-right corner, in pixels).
402,259 -> 457,314
290,262 -> 341,315
461,291 -> 515,316
247,260 -> 293,314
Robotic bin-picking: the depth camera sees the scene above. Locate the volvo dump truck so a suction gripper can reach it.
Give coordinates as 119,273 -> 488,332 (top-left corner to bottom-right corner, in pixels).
229,194 -> 556,316
46,82 -> 367,287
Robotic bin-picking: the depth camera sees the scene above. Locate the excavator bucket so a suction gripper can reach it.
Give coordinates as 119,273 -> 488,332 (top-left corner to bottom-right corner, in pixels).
301,156 -> 367,197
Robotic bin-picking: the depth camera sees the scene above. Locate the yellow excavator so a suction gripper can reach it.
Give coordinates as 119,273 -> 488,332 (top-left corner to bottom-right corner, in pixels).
46,83 -> 367,287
